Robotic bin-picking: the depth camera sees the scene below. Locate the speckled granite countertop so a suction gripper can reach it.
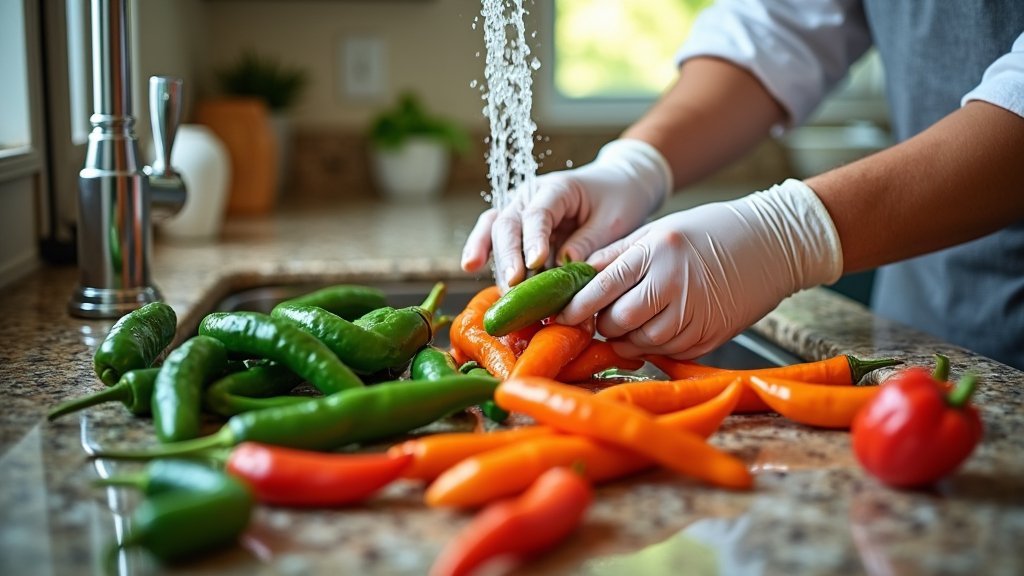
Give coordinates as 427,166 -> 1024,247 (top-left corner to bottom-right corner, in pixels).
1,196 -> 1022,576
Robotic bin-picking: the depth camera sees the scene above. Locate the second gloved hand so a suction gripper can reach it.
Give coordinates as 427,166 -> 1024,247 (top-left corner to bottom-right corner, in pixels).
557,179 -> 844,359
461,139 -> 673,290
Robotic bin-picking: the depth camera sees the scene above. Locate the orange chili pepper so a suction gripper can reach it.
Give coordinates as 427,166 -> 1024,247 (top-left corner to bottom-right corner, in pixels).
449,286 -> 517,379
429,467 -> 592,576
449,347 -> 470,367
747,375 -> 882,429
387,426 -> 554,482
499,322 -> 544,357
508,319 -> 594,379
595,372 -> 768,414
494,377 -> 752,490
556,340 -> 645,383
426,380 -> 744,508
645,356 -> 722,379
647,353 -> 900,385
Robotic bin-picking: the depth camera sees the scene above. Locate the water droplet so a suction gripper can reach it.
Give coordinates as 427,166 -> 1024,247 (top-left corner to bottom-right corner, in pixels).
470,79 -> 478,88
565,160 -> 574,168
530,57 -> 541,70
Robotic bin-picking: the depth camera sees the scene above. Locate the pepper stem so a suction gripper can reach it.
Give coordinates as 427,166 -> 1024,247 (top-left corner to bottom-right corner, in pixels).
431,314 -> 453,335
932,353 -> 951,382
846,356 -> 903,384
418,282 -> 447,317
90,428 -> 235,461
946,373 -> 978,408
47,384 -> 133,421
92,472 -> 148,491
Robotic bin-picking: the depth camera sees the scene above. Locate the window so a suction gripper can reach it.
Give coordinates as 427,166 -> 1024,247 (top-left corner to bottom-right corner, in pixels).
536,0 -> 713,127
0,0 -> 33,157
536,0 -> 887,128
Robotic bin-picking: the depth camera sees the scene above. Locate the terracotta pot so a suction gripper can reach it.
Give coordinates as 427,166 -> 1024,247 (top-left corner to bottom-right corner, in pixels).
195,98 -> 278,216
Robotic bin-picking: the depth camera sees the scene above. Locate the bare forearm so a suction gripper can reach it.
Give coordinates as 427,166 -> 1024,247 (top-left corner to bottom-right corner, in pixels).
623,57 -> 787,191
809,101 -> 1024,273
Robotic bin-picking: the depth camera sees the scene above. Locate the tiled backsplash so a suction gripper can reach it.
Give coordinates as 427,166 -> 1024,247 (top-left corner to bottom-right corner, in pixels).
288,127 -> 793,201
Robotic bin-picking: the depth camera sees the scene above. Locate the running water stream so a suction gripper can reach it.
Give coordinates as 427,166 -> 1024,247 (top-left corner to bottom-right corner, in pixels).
479,0 -> 539,212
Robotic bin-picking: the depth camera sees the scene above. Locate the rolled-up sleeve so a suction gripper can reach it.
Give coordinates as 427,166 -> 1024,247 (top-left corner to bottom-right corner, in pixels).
675,0 -> 873,128
961,31 -> 1024,118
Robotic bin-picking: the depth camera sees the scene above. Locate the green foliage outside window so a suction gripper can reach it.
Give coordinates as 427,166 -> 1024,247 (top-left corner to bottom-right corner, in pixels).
554,0 -> 714,99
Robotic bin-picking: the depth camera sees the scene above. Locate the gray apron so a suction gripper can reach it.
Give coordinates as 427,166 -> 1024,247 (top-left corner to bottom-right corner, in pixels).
862,0 -> 1024,369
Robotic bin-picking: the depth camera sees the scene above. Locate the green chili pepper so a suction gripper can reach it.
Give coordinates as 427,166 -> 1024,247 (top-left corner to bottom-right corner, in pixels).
271,282 -> 446,375
410,346 -> 461,381
271,284 -> 388,320
203,361 -> 305,418
98,459 -> 253,565
461,363 -> 509,424
198,311 -> 364,394
152,335 -> 229,443
93,373 -> 500,460
483,261 -> 597,337
93,302 -> 177,386
47,368 -> 160,421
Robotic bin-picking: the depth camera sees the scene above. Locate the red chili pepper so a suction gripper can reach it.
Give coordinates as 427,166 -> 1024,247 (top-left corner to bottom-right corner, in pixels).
225,442 -> 412,507
428,466 -> 592,576
851,356 -> 984,488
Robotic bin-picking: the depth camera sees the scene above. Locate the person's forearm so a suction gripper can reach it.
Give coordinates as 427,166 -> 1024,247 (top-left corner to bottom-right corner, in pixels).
808,101 -> 1024,273
623,57 -> 787,191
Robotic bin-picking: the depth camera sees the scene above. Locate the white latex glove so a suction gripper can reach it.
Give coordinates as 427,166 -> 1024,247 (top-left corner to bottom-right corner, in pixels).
461,138 -> 673,291
557,179 -> 844,359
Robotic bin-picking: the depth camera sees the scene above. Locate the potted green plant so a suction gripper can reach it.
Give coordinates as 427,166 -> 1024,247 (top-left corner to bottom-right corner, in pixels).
368,91 -> 471,200
216,51 -> 308,197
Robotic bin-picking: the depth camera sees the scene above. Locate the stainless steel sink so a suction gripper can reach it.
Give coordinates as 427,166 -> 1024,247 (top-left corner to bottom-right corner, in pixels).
214,279 -> 804,370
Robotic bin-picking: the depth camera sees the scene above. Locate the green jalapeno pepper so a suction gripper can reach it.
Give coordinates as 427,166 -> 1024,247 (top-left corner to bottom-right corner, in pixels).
271,284 -> 388,320
199,311 -> 364,394
271,282 -> 445,375
152,335 -> 229,443
48,368 -> 160,421
410,346 -> 461,381
203,361 -> 305,418
94,373 -> 500,460
94,302 -> 177,386
483,261 -> 597,337
98,459 -> 253,565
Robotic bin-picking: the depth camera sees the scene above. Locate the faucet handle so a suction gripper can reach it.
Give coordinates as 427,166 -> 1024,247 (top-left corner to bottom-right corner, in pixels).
149,76 -> 183,176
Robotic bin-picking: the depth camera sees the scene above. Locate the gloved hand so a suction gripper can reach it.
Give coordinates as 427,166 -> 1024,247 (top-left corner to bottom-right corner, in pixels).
461,138 -> 673,290
557,179 -> 844,359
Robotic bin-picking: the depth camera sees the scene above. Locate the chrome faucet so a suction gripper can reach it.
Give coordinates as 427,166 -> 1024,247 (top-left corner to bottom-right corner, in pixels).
69,0 -> 186,318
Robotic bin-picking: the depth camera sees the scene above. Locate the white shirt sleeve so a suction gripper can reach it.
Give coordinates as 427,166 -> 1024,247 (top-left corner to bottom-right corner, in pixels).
675,0 -> 873,129
961,31 -> 1024,118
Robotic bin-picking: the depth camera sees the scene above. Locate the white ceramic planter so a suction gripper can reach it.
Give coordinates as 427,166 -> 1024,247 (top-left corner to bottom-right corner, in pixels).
370,136 -> 450,201
157,124 -> 231,241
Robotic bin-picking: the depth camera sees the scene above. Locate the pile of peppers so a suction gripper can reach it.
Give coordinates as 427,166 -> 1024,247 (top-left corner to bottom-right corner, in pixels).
49,263 -> 988,572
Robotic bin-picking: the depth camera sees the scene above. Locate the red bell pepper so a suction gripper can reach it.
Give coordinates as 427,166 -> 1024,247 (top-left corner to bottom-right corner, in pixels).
851,355 -> 983,488
225,442 -> 412,507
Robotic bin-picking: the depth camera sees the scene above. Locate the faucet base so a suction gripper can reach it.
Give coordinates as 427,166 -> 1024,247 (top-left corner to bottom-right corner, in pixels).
68,285 -> 163,319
